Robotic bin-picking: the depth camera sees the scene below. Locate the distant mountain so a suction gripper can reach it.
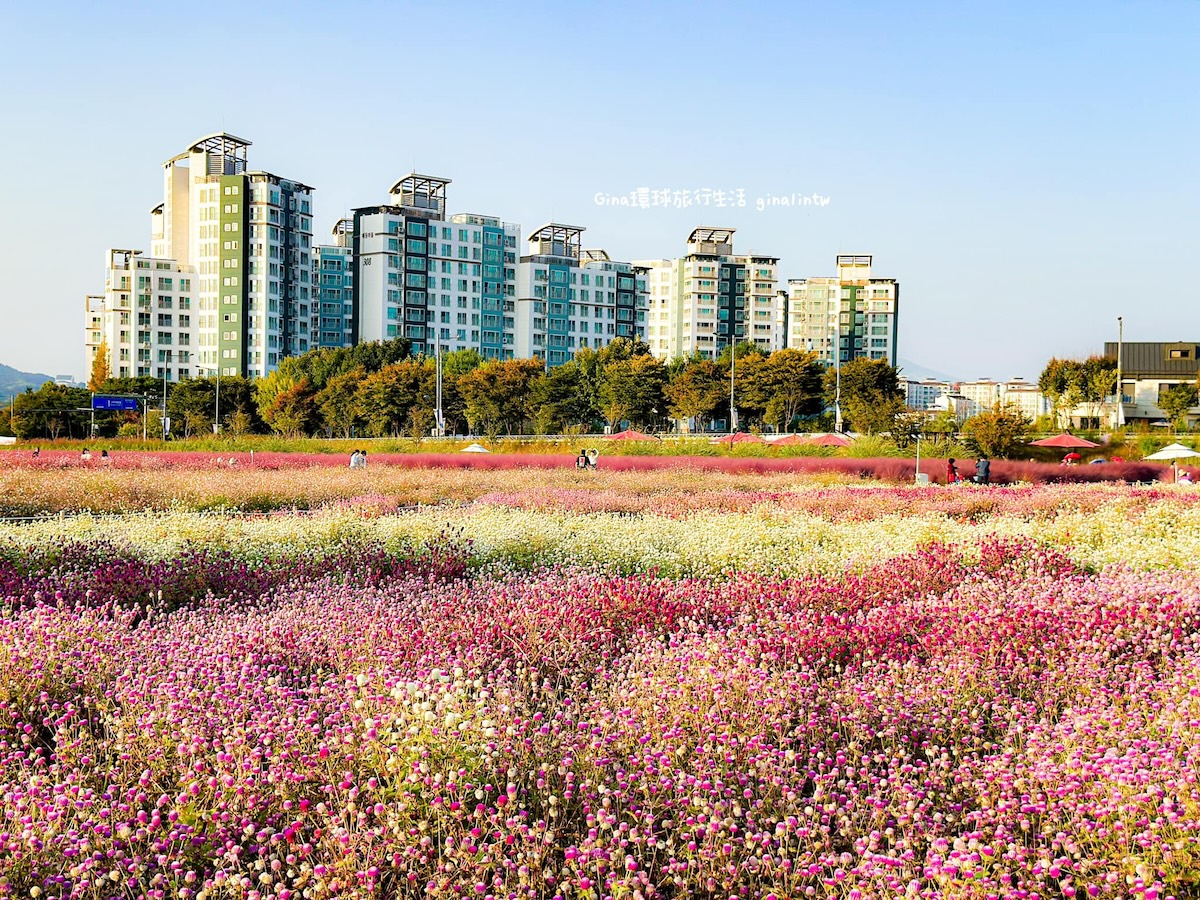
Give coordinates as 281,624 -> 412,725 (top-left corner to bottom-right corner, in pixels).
896,357 -> 958,383
0,363 -> 54,396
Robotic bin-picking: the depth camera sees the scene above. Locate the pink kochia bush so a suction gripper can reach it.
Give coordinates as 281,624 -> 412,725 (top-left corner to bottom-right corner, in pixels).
0,449 -> 1181,484
2,538 -> 1199,898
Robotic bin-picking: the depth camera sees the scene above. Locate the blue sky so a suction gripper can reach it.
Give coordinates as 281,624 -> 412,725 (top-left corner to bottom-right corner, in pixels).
1,0 -> 1197,381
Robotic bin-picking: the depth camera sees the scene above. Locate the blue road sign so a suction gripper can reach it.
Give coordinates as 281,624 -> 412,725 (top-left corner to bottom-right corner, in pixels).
92,396 -> 140,411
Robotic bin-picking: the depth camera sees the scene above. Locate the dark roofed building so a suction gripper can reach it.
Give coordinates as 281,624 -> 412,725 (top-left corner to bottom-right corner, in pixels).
1104,342 -> 1200,426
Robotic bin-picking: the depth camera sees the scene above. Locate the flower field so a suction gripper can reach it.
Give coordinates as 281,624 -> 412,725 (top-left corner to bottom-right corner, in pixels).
2,477 -> 1200,898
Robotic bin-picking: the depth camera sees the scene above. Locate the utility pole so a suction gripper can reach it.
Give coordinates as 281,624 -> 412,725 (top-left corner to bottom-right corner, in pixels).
1115,316 -> 1124,428
729,340 -> 737,432
832,311 -> 843,433
435,325 -> 443,437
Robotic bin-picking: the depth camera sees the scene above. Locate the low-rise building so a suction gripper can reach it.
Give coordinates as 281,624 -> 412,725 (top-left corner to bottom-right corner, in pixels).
1107,341 -> 1200,426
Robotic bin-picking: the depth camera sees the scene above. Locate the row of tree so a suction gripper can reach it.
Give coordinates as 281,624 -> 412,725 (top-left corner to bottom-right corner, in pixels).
1037,356 -> 1117,426
6,338 -> 910,440
249,339 -> 903,439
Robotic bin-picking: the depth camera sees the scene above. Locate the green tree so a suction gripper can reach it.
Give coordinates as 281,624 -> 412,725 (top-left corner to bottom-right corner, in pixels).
715,340 -> 765,367
824,357 -> 905,435
530,361 -> 591,433
409,405 -> 436,442
1038,356 -> 1115,428
599,354 -> 667,429
354,360 -> 429,437
457,358 -> 544,437
963,402 -> 1031,458
1158,383 -> 1198,429
1038,358 -> 1085,428
166,378 -> 216,431
98,374 -> 163,398
738,348 -> 823,431
493,358 -> 546,433
212,376 -> 263,434
664,359 -> 726,430
277,338 -> 412,393
11,383 -> 91,440
227,408 -> 254,436
182,409 -> 213,439
254,360 -> 306,431
457,362 -> 505,439
316,367 -> 366,438
440,349 -> 484,434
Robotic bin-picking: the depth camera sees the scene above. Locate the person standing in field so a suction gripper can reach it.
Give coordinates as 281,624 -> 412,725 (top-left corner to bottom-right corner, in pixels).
946,458 -> 960,485
974,456 -> 990,485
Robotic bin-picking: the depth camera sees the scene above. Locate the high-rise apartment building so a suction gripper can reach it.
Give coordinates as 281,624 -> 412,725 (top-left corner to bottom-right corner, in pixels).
312,219 -> 356,349
780,255 -> 899,366
514,226 -> 647,365
150,134 -> 314,378
87,134 -> 315,381
353,175 -> 521,359
85,249 -> 196,381
637,228 -> 779,361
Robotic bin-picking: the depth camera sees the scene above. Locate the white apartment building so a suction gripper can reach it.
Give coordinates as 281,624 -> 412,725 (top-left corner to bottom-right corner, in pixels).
353,174 -> 521,359
999,378 -> 1049,421
930,392 -> 975,423
637,228 -> 778,361
956,379 -> 1003,410
904,378 -> 951,411
85,249 -> 196,381
514,226 -> 646,365
780,255 -> 899,367
949,378 -> 1048,421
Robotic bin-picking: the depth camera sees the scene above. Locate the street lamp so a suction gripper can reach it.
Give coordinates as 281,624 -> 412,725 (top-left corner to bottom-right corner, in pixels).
1115,316 -> 1125,428
729,337 -> 737,433
714,328 -> 738,433
141,340 -> 152,440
